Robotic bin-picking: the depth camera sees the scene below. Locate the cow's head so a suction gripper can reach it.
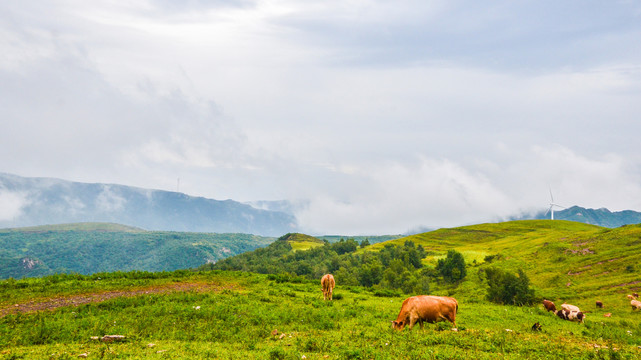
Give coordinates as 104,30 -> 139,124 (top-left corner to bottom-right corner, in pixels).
576,312 -> 585,322
391,320 -> 405,331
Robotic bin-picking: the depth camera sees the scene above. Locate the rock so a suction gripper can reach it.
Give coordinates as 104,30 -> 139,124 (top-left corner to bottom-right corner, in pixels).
92,335 -> 126,342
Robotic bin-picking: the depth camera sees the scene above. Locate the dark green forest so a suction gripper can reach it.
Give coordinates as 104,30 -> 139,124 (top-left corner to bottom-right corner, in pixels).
0,225 -> 274,279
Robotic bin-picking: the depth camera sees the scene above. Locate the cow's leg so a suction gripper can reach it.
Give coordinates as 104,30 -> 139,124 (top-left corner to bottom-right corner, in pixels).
439,314 -> 456,328
408,315 -> 418,330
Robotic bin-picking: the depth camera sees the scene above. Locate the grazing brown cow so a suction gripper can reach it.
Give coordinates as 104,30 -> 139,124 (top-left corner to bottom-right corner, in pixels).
627,294 -> 635,300
634,293 -> 639,298
596,301 -> 603,308
321,274 -> 335,301
542,300 -> 556,312
631,300 -> 641,310
392,295 -> 458,331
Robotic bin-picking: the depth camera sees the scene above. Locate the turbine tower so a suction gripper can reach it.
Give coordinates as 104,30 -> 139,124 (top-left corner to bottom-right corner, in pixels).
545,188 -> 565,220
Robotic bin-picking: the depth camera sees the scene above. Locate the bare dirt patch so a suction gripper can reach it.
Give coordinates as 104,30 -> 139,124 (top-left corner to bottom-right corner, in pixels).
612,281 -> 641,288
0,282 -> 237,318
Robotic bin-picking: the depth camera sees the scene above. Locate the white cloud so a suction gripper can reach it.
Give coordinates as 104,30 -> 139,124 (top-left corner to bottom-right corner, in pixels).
0,189 -> 29,222
96,185 -> 127,212
1,1 -> 641,234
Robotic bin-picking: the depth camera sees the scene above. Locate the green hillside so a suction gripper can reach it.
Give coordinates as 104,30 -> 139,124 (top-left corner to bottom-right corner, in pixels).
209,220 -> 641,306
0,223 -> 274,279
2,220 -> 641,358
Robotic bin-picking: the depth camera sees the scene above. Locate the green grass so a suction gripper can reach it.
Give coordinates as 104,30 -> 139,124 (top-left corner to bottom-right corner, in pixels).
290,241 -> 325,251
2,220 -> 641,359
2,269 -> 641,359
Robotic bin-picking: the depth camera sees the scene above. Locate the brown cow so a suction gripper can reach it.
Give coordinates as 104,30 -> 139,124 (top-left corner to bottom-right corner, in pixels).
392,295 -> 458,331
627,294 -> 635,300
321,274 -> 335,301
631,300 -> 641,310
596,301 -> 603,308
542,300 -> 556,312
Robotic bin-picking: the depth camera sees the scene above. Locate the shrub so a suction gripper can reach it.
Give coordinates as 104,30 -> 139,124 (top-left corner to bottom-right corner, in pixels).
482,267 -> 536,305
436,250 -> 467,283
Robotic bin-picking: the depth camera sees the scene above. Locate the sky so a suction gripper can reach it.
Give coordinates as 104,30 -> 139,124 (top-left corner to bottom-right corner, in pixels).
2,1 -> 641,235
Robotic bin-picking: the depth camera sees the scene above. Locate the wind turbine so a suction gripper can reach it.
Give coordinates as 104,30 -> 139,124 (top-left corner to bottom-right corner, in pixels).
545,188 -> 565,220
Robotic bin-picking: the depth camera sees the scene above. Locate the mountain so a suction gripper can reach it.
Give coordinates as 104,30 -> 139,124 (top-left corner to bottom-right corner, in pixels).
516,205 -> 641,227
0,222 -> 275,279
0,173 -> 297,236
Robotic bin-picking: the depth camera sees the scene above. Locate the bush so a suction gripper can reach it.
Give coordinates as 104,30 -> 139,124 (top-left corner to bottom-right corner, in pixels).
482,267 -> 536,306
436,250 -> 467,283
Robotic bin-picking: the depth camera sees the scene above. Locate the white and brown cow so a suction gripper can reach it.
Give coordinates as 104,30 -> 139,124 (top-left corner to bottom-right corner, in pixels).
561,303 -> 581,313
556,303 -> 585,323
321,274 -> 335,301
631,299 -> 641,310
392,295 -> 458,331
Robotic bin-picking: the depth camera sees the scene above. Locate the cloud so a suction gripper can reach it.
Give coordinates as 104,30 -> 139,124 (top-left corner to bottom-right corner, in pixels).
96,185 -> 127,212
0,189 -> 29,222
2,1 -> 641,234
297,157 -> 511,235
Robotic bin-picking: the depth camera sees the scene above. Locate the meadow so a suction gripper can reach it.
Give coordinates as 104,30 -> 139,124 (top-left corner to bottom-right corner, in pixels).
1,220 -> 641,359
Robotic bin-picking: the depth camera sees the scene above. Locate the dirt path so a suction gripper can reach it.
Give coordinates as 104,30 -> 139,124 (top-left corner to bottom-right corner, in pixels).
0,282 -> 236,318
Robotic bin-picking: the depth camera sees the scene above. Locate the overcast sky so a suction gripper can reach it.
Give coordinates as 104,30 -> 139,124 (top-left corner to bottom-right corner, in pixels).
2,1 -> 641,235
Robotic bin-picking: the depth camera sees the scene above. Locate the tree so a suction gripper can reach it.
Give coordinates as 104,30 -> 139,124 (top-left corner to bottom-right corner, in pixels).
483,267 -> 536,305
357,259 -> 382,287
436,250 -> 467,283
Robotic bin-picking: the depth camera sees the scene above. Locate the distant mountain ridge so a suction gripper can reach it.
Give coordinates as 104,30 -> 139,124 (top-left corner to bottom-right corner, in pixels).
516,205 -> 641,227
0,173 -> 297,236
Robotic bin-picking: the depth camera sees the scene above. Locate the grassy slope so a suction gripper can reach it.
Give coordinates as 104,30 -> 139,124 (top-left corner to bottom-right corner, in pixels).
364,220 -> 641,304
1,270 -> 640,359
1,220 -> 641,359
